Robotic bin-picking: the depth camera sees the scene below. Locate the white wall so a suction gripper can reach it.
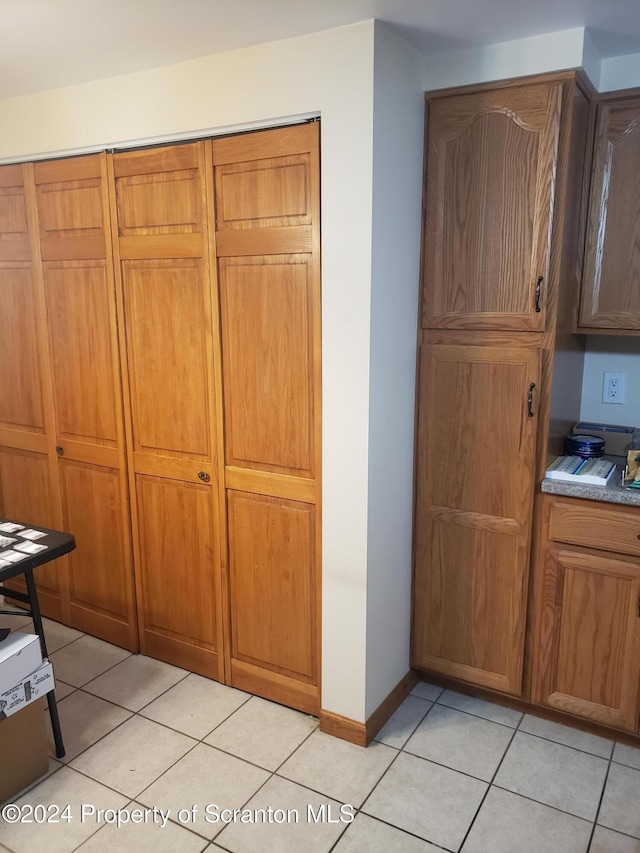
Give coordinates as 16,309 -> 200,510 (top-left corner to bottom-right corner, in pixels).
422,27 -> 591,91
580,337 -> 640,429
600,52 -> 640,92
0,21 -> 378,723
365,23 -> 424,717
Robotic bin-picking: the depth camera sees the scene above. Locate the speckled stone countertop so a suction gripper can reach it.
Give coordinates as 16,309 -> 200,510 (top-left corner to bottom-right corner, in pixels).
541,462 -> 640,507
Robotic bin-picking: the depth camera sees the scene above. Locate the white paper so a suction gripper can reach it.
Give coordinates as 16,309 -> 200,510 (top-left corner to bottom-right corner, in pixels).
0,523 -> 24,533
18,529 -> 47,541
0,535 -> 17,547
0,559 -> 12,569
14,541 -> 47,555
0,550 -> 27,563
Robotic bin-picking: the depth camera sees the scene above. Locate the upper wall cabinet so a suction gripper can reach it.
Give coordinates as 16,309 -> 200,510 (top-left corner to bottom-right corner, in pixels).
422,82 -> 562,331
579,98 -> 640,331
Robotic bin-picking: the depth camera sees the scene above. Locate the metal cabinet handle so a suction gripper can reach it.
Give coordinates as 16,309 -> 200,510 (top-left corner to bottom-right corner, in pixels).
527,383 -> 536,417
55,446 -> 64,456
535,276 -> 543,313
197,471 -> 210,483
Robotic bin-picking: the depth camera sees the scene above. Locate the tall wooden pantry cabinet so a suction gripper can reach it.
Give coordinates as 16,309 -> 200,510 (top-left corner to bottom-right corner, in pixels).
0,122 -> 322,715
412,73 -> 591,696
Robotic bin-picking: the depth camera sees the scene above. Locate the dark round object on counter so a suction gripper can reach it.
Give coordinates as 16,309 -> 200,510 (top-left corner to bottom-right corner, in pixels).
564,434 -> 605,458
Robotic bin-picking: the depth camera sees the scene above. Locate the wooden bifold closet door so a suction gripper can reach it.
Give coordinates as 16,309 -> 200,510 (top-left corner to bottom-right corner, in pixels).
109,142 -> 225,680
212,123 -> 321,714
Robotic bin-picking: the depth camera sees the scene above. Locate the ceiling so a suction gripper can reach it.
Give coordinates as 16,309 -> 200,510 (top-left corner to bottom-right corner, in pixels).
2,0 -> 640,100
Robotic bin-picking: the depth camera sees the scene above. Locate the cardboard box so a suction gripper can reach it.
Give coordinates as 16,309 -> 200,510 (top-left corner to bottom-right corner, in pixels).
0,661 -> 54,718
0,633 -> 43,694
0,698 -> 49,804
573,422 -> 636,457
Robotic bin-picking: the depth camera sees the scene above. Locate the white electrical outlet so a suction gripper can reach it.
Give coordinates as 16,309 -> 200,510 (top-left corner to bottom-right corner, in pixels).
602,371 -> 626,404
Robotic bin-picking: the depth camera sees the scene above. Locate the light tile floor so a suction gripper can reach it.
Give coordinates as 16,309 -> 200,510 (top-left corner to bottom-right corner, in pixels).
1,608 -> 640,852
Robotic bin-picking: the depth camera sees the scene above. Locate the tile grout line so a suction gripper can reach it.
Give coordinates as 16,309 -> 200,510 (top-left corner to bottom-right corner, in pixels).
585,740 -> 615,852
455,705 -> 524,852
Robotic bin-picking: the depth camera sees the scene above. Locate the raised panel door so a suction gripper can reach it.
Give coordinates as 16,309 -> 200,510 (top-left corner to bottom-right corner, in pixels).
411,342 -> 540,693
33,155 -> 137,649
423,82 -> 561,330
580,99 -> 640,330
532,547 -> 640,730
111,142 -> 224,676
212,123 -> 321,712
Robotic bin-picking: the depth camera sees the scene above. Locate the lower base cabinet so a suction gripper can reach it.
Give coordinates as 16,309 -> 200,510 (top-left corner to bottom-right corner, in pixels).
531,496 -> 640,732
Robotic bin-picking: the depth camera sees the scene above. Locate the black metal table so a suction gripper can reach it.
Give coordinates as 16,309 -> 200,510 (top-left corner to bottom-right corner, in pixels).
0,519 -> 76,758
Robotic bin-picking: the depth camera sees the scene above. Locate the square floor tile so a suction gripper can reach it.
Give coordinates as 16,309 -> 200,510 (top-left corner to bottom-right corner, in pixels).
363,751 -> 487,851
374,696 -> 432,749
333,813 -> 443,852
70,715 -> 196,798
411,682 -> 443,702
75,802 -> 208,853
437,690 -> 523,728
53,680 -> 76,702
41,618 -> 84,653
0,766 -> 128,853
598,762 -> 640,839
204,696 -> 317,770
590,826 -> 640,852
461,786 -> 592,853
495,732 -> 608,820
49,636 -> 131,687
140,674 -> 250,739
0,603 -> 32,632
84,655 -> 187,711
54,689 -> 132,761
138,743 -> 270,839
405,703 -> 514,782
613,743 -> 640,771
278,730 -> 396,807
519,714 -> 613,758
216,775 -> 347,852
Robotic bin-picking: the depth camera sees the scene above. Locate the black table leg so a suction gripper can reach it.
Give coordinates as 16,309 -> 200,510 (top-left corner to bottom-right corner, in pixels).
24,569 -> 65,759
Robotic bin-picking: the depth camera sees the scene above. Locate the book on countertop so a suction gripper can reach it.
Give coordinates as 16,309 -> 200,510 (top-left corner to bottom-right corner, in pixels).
545,456 -> 616,486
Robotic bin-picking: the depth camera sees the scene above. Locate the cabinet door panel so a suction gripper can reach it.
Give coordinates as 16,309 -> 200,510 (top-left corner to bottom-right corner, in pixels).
423,82 -> 561,330
580,99 -> 640,329
412,342 -> 540,693
135,475 -> 219,676
533,548 -> 640,730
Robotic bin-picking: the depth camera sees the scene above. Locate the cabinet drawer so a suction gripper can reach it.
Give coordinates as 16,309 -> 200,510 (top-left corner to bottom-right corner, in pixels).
549,501 -> 640,558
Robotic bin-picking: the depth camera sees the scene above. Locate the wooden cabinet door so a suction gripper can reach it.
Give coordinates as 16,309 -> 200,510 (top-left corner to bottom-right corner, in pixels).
111,142 -> 224,679
411,341 -> 540,694
0,164 -> 63,619
580,99 -> 640,330
532,547 -> 640,731
32,156 -> 137,649
423,82 -> 561,331
212,123 -> 321,714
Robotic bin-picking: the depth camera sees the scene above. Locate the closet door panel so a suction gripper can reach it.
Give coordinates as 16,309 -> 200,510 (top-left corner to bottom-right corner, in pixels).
33,155 -> 137,648
135,475 -> 219,675
219,255 -> 314,476
0,447 -> 62,617
111,142 -> 224,676
212,123 -> 321,713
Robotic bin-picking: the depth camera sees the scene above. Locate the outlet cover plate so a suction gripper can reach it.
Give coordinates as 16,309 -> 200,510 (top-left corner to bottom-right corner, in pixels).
603,371 -> 626,404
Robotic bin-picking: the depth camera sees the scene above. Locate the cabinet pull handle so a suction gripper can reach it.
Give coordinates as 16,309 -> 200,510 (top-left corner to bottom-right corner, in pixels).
55,446 -> 64,456
527,383 -> 536,417
197,471 -> 210,483
535,276 -> 543,313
